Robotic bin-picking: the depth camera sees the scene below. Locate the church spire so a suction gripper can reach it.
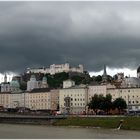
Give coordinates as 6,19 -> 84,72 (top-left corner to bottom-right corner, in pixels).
4,73 -> 7,83
102,65 -> 107,82
103,65 -> 107,76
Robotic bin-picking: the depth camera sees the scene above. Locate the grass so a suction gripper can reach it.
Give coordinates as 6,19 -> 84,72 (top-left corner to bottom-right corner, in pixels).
53,116 -> 140,130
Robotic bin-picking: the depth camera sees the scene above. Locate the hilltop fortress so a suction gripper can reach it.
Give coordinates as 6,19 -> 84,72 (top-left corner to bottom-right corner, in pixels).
26,63 -> 84,75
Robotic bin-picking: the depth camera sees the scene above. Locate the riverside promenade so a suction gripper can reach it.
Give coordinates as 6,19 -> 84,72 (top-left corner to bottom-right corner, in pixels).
0,113 -> 67,124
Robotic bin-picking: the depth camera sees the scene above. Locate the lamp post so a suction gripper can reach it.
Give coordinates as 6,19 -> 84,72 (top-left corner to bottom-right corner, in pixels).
128,95 -> 130,113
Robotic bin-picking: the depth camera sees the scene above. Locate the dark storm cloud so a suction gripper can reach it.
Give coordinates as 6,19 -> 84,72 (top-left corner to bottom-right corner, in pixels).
0,1 -> 140,73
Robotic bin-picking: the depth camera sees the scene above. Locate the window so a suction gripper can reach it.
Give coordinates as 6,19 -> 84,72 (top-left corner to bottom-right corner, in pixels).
75,99 -> 77,101
71,98 -> 73,101
136,106 -> 139,109
128,90 -> 130,92
132,101 -> 134,104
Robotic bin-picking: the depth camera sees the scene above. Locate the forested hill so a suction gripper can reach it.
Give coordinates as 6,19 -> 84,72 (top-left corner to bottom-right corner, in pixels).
20,72 -> 114,90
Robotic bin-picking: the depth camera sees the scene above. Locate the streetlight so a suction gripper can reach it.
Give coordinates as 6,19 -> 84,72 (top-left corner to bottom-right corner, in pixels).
128,95 -> 130,113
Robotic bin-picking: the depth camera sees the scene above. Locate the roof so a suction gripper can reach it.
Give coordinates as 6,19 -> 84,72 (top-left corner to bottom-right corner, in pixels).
29,88 -> 51,93
60,86 -> 87,90
137,66 -> 140,73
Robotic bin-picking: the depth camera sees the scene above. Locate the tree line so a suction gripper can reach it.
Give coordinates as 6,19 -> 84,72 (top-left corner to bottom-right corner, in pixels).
88,94 -> 127,115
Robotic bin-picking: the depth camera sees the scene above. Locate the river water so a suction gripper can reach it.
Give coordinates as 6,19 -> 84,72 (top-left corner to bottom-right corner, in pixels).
0,123 -> 140,139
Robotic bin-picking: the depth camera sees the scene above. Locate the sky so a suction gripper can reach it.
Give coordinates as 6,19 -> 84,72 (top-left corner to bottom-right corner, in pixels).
0,1 -> 140,78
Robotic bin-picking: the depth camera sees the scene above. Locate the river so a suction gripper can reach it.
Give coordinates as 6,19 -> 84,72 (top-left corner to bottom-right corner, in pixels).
0,123 -> 140,139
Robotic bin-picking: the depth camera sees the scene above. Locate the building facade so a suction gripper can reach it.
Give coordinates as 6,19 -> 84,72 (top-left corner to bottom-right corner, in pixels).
63,79 -> 75,88
88,85 -> 107,102
59,87 -> 88,114
107,87 -> 140,111
28,88 -> 51,110
0,93 -> 11,108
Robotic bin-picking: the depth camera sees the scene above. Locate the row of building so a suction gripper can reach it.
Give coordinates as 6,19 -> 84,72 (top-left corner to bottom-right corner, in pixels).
0,76 -> 140,114
1,65 -> 140,114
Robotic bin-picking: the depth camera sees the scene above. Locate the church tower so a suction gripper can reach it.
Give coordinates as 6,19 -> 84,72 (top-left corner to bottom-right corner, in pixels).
137,66 -> 140,78
41,76 -> 48,88
4,73 -> 7,83
102,65 -> 107,82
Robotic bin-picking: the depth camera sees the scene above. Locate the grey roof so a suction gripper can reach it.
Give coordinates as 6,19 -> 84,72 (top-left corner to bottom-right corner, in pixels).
29,88 -> 51,93
122,77 -> 140,87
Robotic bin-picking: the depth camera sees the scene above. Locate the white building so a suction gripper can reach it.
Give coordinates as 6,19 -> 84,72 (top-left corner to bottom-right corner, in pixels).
59,87 -> 88,114
27,75 -> 40,91
26,63 -> 84,75
1,74 -> 11,93
27,75 -> 48,91
63,79 -> 75,88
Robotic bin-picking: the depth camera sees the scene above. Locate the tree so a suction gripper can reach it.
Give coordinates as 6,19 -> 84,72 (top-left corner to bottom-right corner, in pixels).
95,75 -> 102,82
113,98 -> 127,113
88,94 -> 100,114
88,94 -> 113,114
103,94 -> 113,114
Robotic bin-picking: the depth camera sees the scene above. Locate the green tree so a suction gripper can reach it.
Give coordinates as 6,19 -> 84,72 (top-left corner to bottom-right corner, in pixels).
88,94 -> 100,114
103,94 -> 113,114
113,98 -> 127,113
88,94 -> 113,114
95,75 -> 102,82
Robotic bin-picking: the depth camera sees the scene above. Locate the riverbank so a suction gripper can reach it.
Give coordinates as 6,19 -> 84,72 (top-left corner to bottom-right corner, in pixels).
52,116 -> 140,131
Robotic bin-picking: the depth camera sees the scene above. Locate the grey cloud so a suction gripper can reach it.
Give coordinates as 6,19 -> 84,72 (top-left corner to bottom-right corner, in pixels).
0,1 -> 140,73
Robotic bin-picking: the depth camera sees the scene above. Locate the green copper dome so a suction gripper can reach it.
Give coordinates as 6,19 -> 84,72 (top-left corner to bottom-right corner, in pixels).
42,76 -> 47,82
10,79 -> 20,88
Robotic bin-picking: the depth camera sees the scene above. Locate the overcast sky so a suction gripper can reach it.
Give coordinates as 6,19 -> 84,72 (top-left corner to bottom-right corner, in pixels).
0,1 -> 140,76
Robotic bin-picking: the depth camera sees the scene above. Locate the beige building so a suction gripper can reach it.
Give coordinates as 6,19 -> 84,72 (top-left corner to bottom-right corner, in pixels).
50,90 -> 59,111
0,93 -> 11,108
107,87 -> 140,111
88,84 -> 116,102
59,87 -> 88,114
10,93 -> 22,108
28,88 -> 51,110
88,85 -> 107,102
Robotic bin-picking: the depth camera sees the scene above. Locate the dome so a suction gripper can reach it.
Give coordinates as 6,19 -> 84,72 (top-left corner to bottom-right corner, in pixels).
30,75 -> 36,81
10,79 -> 20,88
122,77 -> 140,87
137,66 -> 140,73
42,76 -> 47,82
